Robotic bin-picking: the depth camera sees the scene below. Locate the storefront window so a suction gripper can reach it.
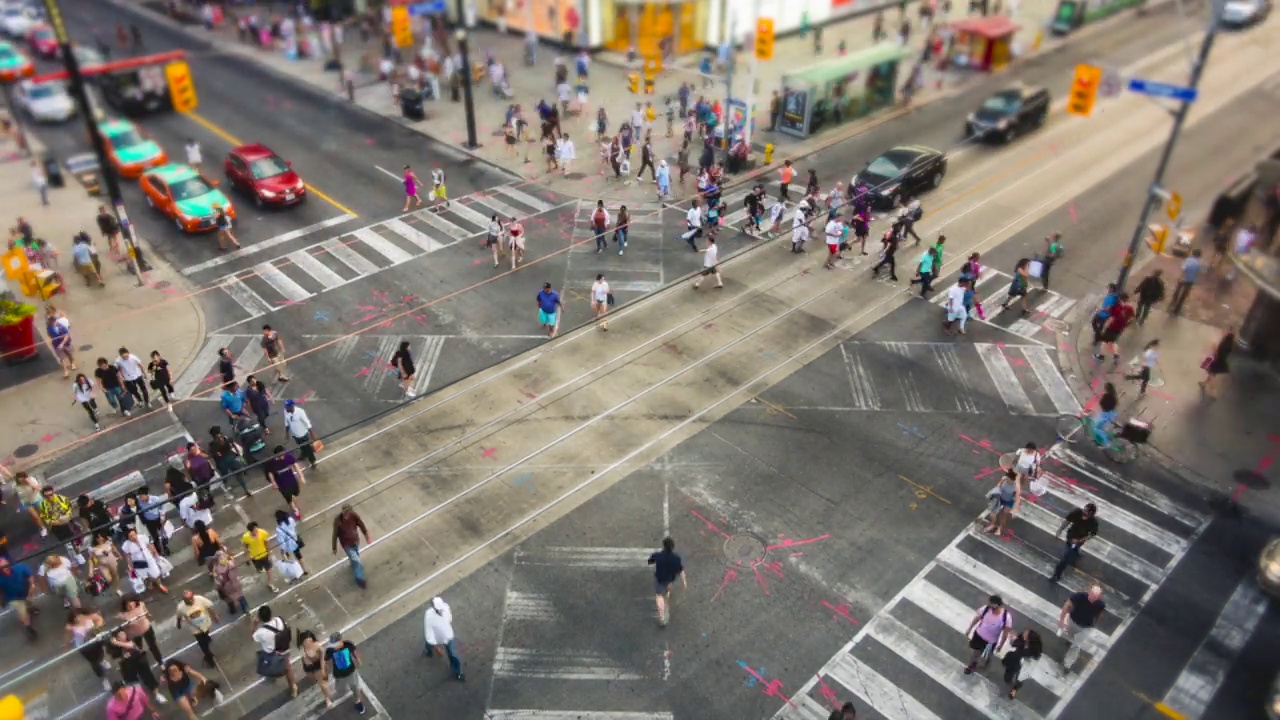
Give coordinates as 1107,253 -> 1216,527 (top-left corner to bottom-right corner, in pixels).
484,0 -> 582,43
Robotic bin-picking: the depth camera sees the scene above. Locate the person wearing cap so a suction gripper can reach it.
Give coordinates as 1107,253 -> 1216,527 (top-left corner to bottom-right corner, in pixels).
283,399 -> 318,469
324,631 -> 365,714
536,282 -> 561,339
1050,503 -> 1099,583
332,505 -> 371,589
422,596 -> 464,681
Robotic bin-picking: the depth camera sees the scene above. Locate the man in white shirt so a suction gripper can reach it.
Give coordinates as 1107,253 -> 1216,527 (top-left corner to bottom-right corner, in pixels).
115,347 -> 152,407
823,218 -> 845,270
558,134 -> 576,176
791,219 -> 810,254
631,102 -> 645,133
252,606 -> 299,695
184,139 -> 202,168
684,200 -> 703,251
692,237 -> 722,289
283,400 -> 318,468
423,596 -> 464,681
944,278 -> 969,335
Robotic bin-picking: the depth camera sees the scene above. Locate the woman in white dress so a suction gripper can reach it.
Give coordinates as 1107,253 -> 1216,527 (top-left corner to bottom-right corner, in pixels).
120,526 -> 169,595
590,273 -> 611,331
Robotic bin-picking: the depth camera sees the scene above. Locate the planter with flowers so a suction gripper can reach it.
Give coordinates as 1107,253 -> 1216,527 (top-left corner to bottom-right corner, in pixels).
0,293 -> 38,365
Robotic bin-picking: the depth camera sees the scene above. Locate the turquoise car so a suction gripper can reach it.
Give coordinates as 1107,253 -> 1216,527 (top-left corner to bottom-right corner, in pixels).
98,119 -> 168,178
140,164 -> 236,233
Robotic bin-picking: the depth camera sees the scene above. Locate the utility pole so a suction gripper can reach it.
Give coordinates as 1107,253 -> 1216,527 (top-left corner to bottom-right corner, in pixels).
1115,1 -> 1220,291
38,0 -> 148,283
720,11 -> 735,161
454,0 -> 479,149
742,0 -> 762,148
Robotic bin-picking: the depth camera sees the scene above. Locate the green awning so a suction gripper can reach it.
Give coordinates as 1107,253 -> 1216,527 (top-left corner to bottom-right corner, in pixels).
783,43 -> 909,87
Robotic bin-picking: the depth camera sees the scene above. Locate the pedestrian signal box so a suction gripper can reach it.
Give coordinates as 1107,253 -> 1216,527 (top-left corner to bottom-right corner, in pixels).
1067,64 -> 1101,117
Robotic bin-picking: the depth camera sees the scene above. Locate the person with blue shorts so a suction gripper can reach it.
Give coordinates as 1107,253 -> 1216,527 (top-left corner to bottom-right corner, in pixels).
537,283 -> 562,339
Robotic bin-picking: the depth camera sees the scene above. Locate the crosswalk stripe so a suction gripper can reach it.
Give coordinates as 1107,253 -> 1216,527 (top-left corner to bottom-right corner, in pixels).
253,261 -> 312,303
288,250 -> 346,290
321,237 -> 380,276
412,209 -> 472,240
237,340 -> 267,379
839,343 -> 881,411
493,647 -> 644,680
869,613 -> 1043,720
1006,319 -> 1043,340
488,712 -> 674,720
566,279 -> 663,293
515,546 -> 651,569
411,336 -> 444,397
1036,295 -> 1071,318
825,652 -> 944,720
885,342 -> 926,412
982,285 -> 1012,315
385,218 -> 448,252
903,579 -> 1072,697
471,194 -> 526,220
1048,447 -> 1207,528
1017,499 -> 1163,586
938,546 -> 1111,658
171,334 -> 232,400
492,183 -> 554,212
449,200 -> 493,229
1162,578 -> 1269,718
501,591 -> 562,622
362,336 -> 398,395
931,344 -> 980,413
1021,347 -> 1082,415
1041,482 -> 1187,556
221,277 -> 274,318
976,344 -> 1036,414
353,228 -> 414,264
330,335 -> 360,365
784,694 -> 835,720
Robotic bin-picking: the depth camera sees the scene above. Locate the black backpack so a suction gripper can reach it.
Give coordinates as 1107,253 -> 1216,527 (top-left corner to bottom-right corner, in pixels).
910,204 -> 924,222
195,487 -> 215,511
271,618 -> 291,653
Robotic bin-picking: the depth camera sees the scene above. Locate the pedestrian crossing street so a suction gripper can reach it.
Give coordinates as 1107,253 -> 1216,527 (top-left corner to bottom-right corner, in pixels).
564,199 -> 668,300
211,184 -> 566,323
820,341 -> 1082,417
930,268 -> 1077,345
776,444 -> 1211,720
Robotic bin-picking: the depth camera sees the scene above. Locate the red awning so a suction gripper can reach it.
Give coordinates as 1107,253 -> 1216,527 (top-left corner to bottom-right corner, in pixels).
949,16 -> 1022,39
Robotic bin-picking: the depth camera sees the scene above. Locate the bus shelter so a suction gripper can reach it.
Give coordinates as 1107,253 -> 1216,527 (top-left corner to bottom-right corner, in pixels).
777,43 -> 909,139
947,16 -> 1021,72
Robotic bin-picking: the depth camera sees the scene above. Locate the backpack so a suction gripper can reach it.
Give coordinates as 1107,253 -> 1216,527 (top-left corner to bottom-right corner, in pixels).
592,208 -> 606,229
911,204 -> 924,222
270,618 -> 291,653
331,643 -> 355,671
195,487 -> 215,511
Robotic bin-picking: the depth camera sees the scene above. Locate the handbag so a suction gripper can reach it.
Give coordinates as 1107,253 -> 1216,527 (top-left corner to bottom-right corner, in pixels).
256,650 -> 287,678
1199,355 -> 1213,371
312,439 -> 325,453
606,293 -> 615,306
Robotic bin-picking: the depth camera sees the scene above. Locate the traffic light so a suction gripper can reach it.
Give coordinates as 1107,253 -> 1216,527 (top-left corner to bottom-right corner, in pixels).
164,60 -> 198,113
754,18 -> 775,61
1067,64 -> 1102,117
391,6 -> 413,49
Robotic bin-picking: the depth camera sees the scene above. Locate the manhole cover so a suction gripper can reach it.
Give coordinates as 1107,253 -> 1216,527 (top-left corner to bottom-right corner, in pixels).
12,443 -> 39,459
1234,469 -> 1271,489
723,533 -> 767,566
153,280 -> 171,290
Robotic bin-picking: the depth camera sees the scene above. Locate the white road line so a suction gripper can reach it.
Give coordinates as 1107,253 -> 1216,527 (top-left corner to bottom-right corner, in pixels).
1021,346 -> 1082,415
411,335 -> 445,397
321,237 -> 381,276
1041,482 -> 1187,557
237,339 -> 267,379
353,228 -> 414,265
886,342 -> 926,412
1049,298 -> 1076,319
171,334 -> 233,400
840,343 -> 880,411
514,546 -> 651,569
330,335 -> 361,365
1162,578 -> 1269,719
501,591 -> 561,622
487,712 -> 674,720
87,469 -> 144,502
411,208 -> 472,241
469,194 -> 526,220
903,579 -> 1072,697
493,184 -> 555,213
1046,446 -> 1207,528
179,214 -> 356,275
938,545 -> 1111,658
1007,319 -> 1043,340
782,693 -> 835,720
48,425 -> 189,490
1017,500 -> 1163,586
288,249 -> 346,289
374,165 -> 401,181
449,199 -> 493,228
869,613 -> 1047,720
565,279 -> 663,293
1035,295 -> 1070,318
384,218 -> 446,253
221,277 -> 275,318
823,652 -> 944,720
254,261 -> 313,303
493,648 -> 644,680
363,336 -> 398,396
932,344 -> 980,413
976,343 -> 1035,414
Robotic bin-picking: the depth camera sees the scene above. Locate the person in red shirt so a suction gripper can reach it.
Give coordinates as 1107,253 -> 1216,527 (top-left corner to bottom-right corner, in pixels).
1093,292 -> 1134,367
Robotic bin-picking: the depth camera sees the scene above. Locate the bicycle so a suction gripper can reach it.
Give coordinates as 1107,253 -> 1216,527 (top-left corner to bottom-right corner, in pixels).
1054,412 -> 1151,464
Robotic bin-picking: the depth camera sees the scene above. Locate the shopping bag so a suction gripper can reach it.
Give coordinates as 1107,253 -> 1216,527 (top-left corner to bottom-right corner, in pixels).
128,572 -> 146,595
256,651 -> 287,678
155,555 -> 174,578
274,557 -> 305,582
312,439 -> 324,453
162,520 -> 180,539
1028,260 -> 1044,278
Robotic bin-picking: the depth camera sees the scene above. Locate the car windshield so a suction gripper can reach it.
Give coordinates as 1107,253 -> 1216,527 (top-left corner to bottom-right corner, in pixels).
0,48 -> 14,61
866,152 -> 917,180
27,85 -> 58,99
170,177 -> 213,202
249,156 -> 289,180
981,93 -> 1021,114
107,129 -> 145,149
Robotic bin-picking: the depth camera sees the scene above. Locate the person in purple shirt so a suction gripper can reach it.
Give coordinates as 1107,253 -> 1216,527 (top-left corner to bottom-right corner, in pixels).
266,445 -> 305,520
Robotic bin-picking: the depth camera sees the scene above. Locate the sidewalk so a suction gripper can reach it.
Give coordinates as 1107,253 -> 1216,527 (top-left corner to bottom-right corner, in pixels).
117,0 -> 1063,203
0,127 -> 205,470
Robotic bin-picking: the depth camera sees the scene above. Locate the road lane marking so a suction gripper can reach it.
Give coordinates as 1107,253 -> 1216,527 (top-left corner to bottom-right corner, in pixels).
180,110 -> 358,217
1022,346 -> 1083,416
352,228 -> 413,265
220,276 -> 275,318
514,546 -> 652,569
253,261 -> 313,302
976,343 -> 1036,414
179,214 -> 356,275
321,237 -> 380,276
47,424 -> 190,491
493,648 -> 645,680
287,249 -> 346,289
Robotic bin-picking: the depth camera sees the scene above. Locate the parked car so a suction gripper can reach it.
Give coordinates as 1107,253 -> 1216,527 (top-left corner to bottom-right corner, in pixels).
851,145 -> 948,209
0,39 -> 33,82
14,80 -> 74,123
965,84 -> 1051,143
140,164 -> 236,233
224,143 -> 307,207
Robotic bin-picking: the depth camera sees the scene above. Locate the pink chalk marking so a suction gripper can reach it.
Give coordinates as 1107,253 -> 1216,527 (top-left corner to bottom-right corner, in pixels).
790,552 -> 805,557
471,257 -> 487,266
22,541 -> 40,552
749,559 -> 785,595
821,600 -> 859,626
740,664 -> 794,707
1009,358 -> 1027,367
689,509 -> 732,539
958,434 -> 1001,456
816,675 -> 841,709
710,567 -> 738,603
480,447 -> 497,459
1261,456 -> 1275,473
295,391 -> 315,404
974,466 -> 1001,480
1068,202 -> 1079,224
1231,483 -> 1246,502
354,367 -> 371,377
703,323 -> 717,331
765,534 -> 830,551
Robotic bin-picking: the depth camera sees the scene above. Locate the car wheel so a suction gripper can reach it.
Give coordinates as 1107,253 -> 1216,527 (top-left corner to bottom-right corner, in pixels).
931,172 -> 943,189
255,193 -> 265,208
175,218 -> 185,232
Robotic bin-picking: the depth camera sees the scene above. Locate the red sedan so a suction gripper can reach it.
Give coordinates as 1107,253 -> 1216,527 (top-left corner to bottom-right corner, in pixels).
26,25 -> 57,61
224,143 -> 306,207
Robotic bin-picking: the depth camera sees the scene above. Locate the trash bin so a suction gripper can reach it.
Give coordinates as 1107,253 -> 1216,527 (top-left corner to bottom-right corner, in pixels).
399,88 -> 425,121
42,154 -> 64,188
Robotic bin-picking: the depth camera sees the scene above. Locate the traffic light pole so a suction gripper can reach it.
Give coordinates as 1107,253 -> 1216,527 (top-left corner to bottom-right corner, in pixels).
742,0 -> 763,148
454,0 -> 479,149
1114,6 -> 1220,291
39,0 -> 148,284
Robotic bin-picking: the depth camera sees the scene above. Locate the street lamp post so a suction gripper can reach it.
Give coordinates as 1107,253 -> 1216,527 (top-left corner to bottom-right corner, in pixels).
1114,4 -> 1221,291
38,0 -> 148,283
453,2 -> 478,149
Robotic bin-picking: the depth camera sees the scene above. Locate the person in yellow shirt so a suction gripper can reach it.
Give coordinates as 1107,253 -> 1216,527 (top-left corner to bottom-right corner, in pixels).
241,522 -> 277,593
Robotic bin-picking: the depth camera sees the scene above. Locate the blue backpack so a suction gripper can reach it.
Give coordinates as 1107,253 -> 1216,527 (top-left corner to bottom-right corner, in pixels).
331,644 -> 354,672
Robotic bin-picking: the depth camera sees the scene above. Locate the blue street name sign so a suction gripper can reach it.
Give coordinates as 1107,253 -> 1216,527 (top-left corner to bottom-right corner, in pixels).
1127,77 -> 1198,103
409,0 -> 446,16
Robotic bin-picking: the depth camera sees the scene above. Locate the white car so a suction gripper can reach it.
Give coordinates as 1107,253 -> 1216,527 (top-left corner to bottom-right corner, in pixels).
1222,0 -> 1272,25
15,81 -> 75,123
0,5 -> 37,37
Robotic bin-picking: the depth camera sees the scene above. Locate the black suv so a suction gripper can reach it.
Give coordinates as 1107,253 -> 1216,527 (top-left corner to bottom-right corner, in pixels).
965,85 -> 1051,144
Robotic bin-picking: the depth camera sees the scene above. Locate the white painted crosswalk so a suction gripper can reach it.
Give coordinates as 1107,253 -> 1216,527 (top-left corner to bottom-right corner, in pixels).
776,445 -> 1211,720
930,268 -> 1077,345
207,184 -> 568,323
564,199 -> 667,299
814,341 -> 1081,416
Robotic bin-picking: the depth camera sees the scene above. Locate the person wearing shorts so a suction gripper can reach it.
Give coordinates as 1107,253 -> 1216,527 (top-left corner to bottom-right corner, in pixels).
1092,293 -> 1134,368
485,215 -> 504,267
430,167 -> 450,211
536,283 -> 561,339
691,237 -> 722,290
0,557 -> 39,640
823,217 -> 844,270
647,537 -> 686,626
325,632 -> 366,714
508,218 -> 526,269
242,522 -> 278,593
591,273 -> 611,331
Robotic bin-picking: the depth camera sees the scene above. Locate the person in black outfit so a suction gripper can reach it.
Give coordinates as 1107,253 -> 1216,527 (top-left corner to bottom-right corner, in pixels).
871,224 -> 901,281
1049,502 -> 1098,582
77,494 -> 114,540
107,628 -> 164,700
148,351 -> 175,404
1001,629 -> 1043,699
217,348 -> 236,390
637,139 -> 657,181
1133,269 -> 1165,326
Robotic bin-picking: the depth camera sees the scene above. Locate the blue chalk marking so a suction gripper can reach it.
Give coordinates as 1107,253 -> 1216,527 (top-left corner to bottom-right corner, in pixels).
512,473 -> 534,487
898,422 -> 926,439
314,310 -> 330,322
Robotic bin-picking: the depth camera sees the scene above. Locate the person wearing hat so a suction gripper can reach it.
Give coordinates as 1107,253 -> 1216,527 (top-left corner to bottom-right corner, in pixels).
1050,502 -> 1099,583
324,631 -> 365,714
422,596 -> 464,681
283,399 -> 318,469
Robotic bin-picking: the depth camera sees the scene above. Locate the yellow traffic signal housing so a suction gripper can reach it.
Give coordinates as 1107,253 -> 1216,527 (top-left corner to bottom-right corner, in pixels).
1068,64 -> 1101,117
755,18 -> 775,61
165,60 -> 198,113
392,6 -> 413,49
